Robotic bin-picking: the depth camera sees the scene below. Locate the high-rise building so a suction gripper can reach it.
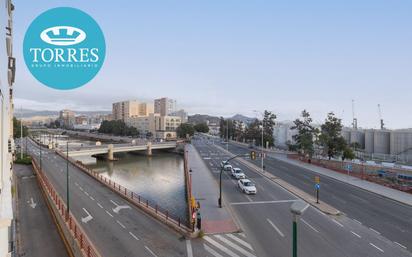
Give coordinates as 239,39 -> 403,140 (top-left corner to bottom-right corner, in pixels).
170,109 -> 188,123
59,109 -> 76,128
138,102 -> 154,116
0,1 -> 15,256
154,97 -> 177,116
112,100 -> 140,121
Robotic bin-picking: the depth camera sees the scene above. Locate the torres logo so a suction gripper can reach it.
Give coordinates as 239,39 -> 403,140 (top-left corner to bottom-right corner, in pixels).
23,7 -> 106,90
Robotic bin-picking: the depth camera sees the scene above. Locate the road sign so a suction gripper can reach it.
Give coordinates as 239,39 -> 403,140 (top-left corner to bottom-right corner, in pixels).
346,164 -> 353,172
314,176 -> 320,184
315,183 -> 320,189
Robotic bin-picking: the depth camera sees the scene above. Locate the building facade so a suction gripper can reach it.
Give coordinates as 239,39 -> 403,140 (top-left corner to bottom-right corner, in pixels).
112,100 -> 154,121
0,1 -> 15,256
126,113 -> 182,139
59,109 -> 75,128
154,97 -> 176,116
170,109 -> 188,123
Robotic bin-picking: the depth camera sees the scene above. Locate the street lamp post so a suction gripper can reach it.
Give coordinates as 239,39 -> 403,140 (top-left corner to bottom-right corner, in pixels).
290,201 -> 309,257
253,110 -> 265,170
39,134 -> 42,170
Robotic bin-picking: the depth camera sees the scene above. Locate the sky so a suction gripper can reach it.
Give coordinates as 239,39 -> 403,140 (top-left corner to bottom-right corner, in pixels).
12,0 -> 412,129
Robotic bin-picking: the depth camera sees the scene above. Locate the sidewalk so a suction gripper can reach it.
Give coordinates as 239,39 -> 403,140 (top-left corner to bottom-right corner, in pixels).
272,154 -> 412,207
186,144 -> 239,234
14,164 -> 70,257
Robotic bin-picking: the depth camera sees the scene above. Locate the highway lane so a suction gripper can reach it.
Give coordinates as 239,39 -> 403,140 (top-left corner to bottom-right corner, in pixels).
26,139 -> 187,257
192,136 -> 412,257
212,138 -> 412,251
26,138 -> 261,257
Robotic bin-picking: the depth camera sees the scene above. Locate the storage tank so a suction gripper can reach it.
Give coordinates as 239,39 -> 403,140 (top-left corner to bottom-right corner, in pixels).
350,130 -> 365,149
364,129 -> 375,154
341,129 -> 351,145
390,130 -> 412,154
373,130 -> 390,154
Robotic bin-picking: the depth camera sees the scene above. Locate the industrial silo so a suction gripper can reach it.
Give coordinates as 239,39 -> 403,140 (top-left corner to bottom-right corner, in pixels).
350,130 -> 365,149
373,130 -> 390,154
365,129 -> 375,154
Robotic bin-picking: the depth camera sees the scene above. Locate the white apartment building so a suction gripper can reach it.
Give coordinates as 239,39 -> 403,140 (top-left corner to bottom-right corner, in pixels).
0,1 -> 15,256
126,113 -> 182,139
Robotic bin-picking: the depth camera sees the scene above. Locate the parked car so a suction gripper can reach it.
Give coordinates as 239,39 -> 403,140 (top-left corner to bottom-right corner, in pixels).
238,179 -> 257,195
231,168 -> 246,179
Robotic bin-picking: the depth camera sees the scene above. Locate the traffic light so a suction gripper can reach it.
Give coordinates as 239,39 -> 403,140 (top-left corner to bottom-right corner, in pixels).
250,150 -> 256,160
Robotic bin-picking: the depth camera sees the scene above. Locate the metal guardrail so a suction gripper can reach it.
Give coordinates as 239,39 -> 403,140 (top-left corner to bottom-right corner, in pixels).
32,158 -> 102,257
55,150 -> 192,234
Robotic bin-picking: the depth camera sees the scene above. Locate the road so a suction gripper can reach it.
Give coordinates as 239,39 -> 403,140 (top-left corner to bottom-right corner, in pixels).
15,164 -> 69,257
192,135 -> 412,257
211,137 -> 412,251
25,138 -> 260,257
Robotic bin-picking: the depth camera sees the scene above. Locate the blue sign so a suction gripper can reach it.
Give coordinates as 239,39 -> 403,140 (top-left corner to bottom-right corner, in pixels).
23,7 -> 106,90
346,164 -> 353,172
315,184 -> 320,189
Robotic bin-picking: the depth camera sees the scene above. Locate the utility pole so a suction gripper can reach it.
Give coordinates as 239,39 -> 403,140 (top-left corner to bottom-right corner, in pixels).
39,134 -> 42,170
253,110 -> 265,171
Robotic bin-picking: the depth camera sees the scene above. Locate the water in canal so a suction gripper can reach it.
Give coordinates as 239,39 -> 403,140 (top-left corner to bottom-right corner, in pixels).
84,152 -> 189,225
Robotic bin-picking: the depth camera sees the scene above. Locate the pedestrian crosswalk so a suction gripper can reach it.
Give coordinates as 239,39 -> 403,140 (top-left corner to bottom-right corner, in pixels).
203,233 -> 257,257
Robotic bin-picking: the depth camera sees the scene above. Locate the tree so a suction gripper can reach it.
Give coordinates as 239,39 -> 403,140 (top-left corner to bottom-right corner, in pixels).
98,120 -> 139,137
13,117 -> 28,138
291,110 -> 318,157
318,112 -> 347,159
219,118 -> 236,140
176,123 -> 195,138
262,110 -> 276,147
194,123 -> 209,133
342,147 -> 355,161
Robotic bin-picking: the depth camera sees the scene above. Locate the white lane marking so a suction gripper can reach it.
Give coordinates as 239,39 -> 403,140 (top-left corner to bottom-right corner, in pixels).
369,243 -> 384,253
226,234 -> 253,251
231,199 -> 297,205
353,219 -> 362,225
351,231 -> 362,238
116,220 -> 126,229
266,219 -> 285,237
79,187 -> 84,191
214,235 -> 256,257
97,203 -> 103,209
28,198 -> 37,209
81,208 -> 93,223
332,219 -> 344,228
204,236 -> 241,257
90,196 -> 95,201
129,231 -> 139,241
105,210 -> 113,217
245,195 -> 253,202
84,191 -> 89,196
144,246 -> 158,257
75,182 -> 79,186
186,240 -> 193,257
110,200 -> 119,207
394,242 -> 407,249
301,219 -> 319,233
204,244 -> 223,257
370,228 -> 381,235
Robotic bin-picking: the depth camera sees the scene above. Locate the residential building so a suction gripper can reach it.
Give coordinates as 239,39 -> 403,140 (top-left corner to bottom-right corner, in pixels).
112,100 -> 153,121
273,121 -> 297,149
0,1 -> 15,256
112,100 -> 140,121
154,97 -> 176,116
170,109 -> 188,123
138,102 -> 154,116
126,113 -> 182,139
59,109 -> 75,128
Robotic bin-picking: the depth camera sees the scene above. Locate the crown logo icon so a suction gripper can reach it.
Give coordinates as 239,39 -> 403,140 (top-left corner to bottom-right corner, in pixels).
40,26 -> 86,46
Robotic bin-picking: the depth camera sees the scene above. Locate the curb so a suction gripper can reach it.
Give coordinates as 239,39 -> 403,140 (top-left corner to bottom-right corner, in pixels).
215,144 -> 341,216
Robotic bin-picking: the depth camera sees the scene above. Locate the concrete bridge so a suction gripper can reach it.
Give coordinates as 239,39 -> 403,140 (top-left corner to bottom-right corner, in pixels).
67,142 -> 178,160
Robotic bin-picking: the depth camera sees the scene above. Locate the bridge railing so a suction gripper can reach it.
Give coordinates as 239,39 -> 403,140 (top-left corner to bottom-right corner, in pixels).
55,150 -> 192,234
32,158 -> 102,257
